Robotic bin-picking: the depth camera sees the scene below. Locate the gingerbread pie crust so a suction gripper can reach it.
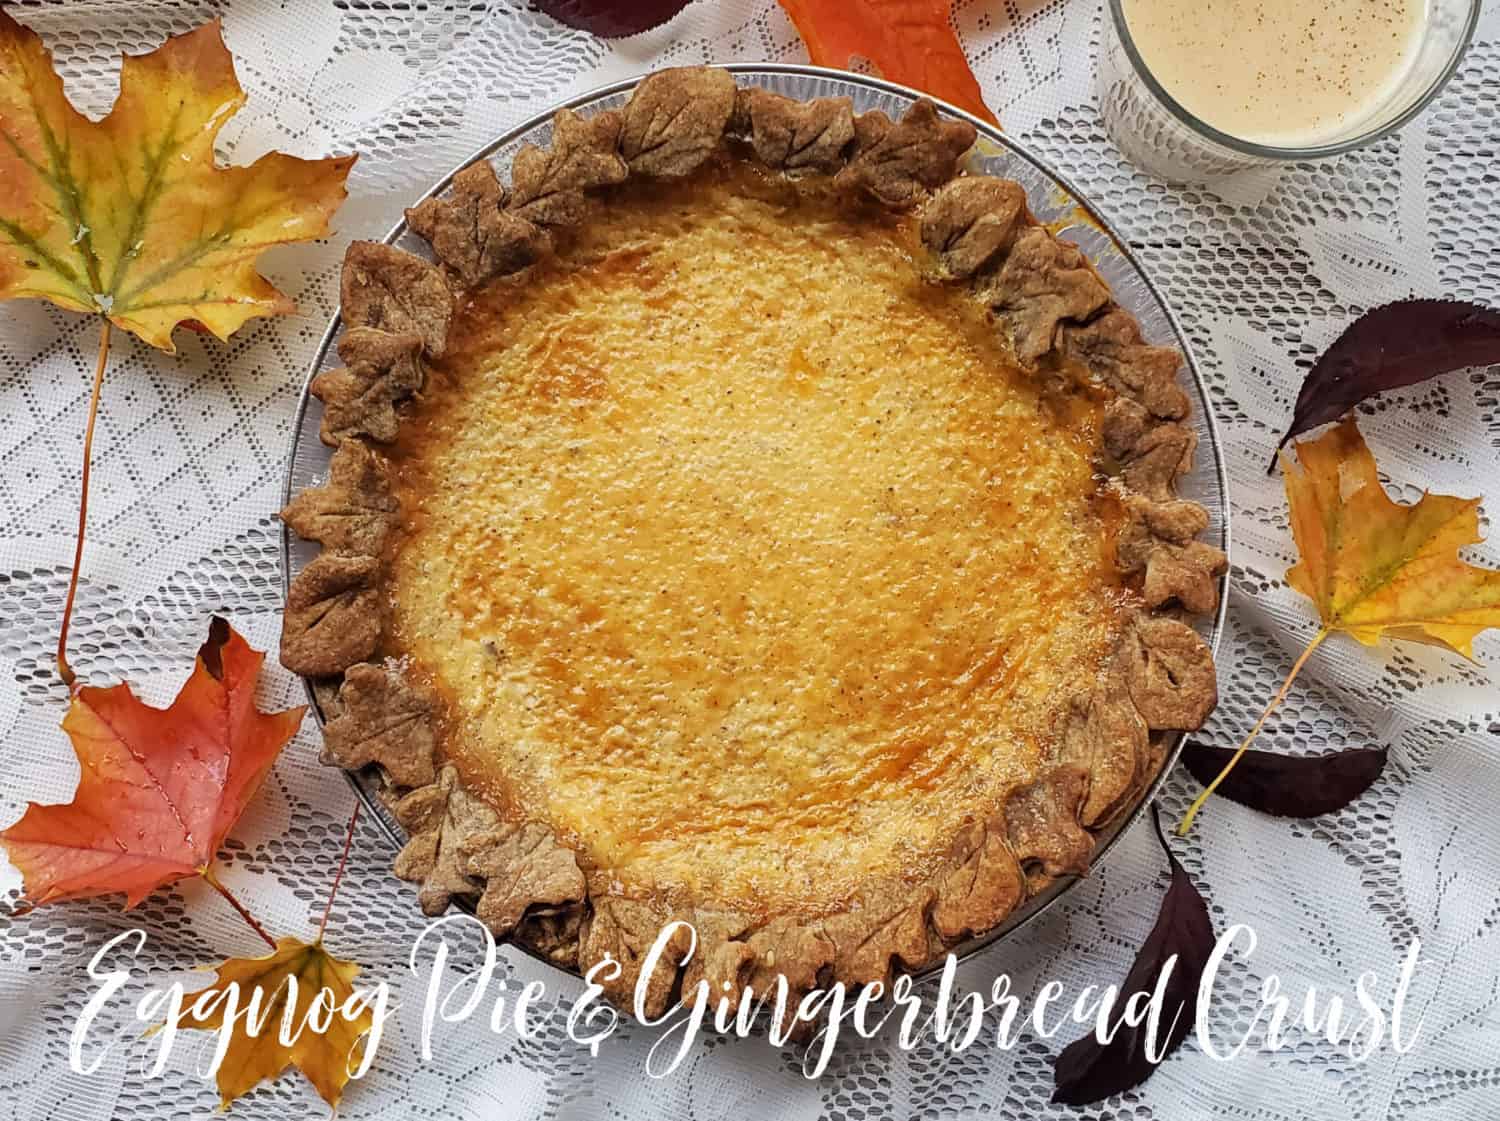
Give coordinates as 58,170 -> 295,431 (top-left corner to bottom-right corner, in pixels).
281,67 -> 1224,1018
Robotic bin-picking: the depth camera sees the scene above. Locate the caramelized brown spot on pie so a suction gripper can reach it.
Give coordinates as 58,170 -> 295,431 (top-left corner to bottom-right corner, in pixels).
384,161 -> 1134,920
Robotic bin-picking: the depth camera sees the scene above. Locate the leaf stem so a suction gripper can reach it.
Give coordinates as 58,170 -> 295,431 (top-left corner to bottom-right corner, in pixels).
318,801 -> 360,943
56,318 -> 112,692
203,865 -> 278,951
1178,626 -> 1331,836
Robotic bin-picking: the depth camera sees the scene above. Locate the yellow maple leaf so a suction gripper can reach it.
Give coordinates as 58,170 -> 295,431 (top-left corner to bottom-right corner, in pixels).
1182,416 -> 1500,832
0,11 -> 353,350
1283,416 -> 1500,656
178,935 -> 375,1111
0,11 -> 354,685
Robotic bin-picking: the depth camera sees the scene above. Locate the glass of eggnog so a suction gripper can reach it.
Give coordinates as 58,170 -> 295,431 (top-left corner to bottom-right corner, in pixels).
1098,0 -> 1479,182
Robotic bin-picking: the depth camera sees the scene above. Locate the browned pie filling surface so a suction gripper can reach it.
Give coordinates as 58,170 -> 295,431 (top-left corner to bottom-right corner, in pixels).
385,161 -> 1132,921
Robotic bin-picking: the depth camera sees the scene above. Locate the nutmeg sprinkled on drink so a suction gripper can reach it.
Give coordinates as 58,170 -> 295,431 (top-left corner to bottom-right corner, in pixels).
1121,0 -> 1425,146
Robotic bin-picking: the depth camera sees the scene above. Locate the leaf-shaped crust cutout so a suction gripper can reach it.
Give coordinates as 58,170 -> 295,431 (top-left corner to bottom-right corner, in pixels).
1060,669 -> 1151,827
1005,765 -> 1094,880
1144,540 -> 1227,614
1117,494 -> 1211,572
721,916 -> 840,1036
921,176 -> 1028,278
1116,420 -> 1198,501
619,67 -> 737,178
406,160 -> 550,286
1101,396 -> 1151,462
680,909 -> 754,1000
822,879 -> 934,985
322,663 -> 437,788
340,241 -> 452,357
929,818 -> 1025,940
580,895 -> 693,1018
742,915 -> 836,995
1126,617 -> 1218,731
834,99 -> 977,209
685,912 -> 839,1027
309,327 -> 425,446
981,226 -> 1109,363
460,823 -> 586,937
279,553 -> 381,677
733,87 -> 855,175
1116,487 -> 1225,615
1062,307 -> 1190,420
848,107 -> 893,151
392,766 -> 498,914
279,441 -> 396,556
510,109 -> 627,229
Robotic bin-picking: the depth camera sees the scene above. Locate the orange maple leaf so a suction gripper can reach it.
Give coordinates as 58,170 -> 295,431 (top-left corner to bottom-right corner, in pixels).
777,0 -> 998,125
1181,417 -> 1500,832
0,618 -> 305,908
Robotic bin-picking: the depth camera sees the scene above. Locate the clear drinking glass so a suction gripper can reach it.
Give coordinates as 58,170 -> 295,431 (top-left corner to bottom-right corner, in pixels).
1097,0 -> 1480,183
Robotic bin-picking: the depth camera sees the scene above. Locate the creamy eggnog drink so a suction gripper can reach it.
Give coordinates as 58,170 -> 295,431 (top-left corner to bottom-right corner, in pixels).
1120,0 -> 1427,147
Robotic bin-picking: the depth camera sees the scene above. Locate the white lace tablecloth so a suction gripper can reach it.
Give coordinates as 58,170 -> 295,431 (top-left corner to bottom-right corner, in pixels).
2,2 -> 1498,1118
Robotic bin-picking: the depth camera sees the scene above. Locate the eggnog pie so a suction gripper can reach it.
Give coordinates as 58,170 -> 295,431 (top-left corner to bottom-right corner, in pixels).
281,67 -> 1222,1016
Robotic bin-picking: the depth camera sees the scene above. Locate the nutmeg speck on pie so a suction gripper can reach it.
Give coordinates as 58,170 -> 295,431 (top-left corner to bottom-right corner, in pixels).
280,67 -> 1225,1018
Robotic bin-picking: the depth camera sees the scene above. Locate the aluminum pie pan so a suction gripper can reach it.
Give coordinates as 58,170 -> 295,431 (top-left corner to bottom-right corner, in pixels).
281,63 -> 1230,987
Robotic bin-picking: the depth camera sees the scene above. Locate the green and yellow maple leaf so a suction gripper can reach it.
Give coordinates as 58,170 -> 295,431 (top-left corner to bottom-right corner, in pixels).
1182,417 -> 1500,832
0,11 -> 355,684
1283,416 -> 1500,656
0,12 -> 353,350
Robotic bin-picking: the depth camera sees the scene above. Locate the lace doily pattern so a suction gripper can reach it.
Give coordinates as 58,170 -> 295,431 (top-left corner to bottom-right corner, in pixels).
1,3 -> 1497,1119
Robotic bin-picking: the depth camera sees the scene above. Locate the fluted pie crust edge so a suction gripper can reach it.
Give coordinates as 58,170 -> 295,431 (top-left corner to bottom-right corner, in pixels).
279,67 -> 1225,1018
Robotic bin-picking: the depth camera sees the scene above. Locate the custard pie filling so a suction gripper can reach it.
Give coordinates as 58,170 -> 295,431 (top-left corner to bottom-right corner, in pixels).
386,165 -> 1132,918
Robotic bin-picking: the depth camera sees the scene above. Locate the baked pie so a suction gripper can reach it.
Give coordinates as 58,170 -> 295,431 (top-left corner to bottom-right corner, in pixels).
281,67 -> 1224,1016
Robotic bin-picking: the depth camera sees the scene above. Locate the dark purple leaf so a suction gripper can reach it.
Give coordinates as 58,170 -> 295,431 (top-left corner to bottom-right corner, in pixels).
1051,806 -> 1214,1106
1271,299 -> 1500,471
1182,742 -> 1388,818
533,0 -> 691,38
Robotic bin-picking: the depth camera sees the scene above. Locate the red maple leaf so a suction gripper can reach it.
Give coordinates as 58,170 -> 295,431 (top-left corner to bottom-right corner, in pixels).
1,618 -> 305,907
